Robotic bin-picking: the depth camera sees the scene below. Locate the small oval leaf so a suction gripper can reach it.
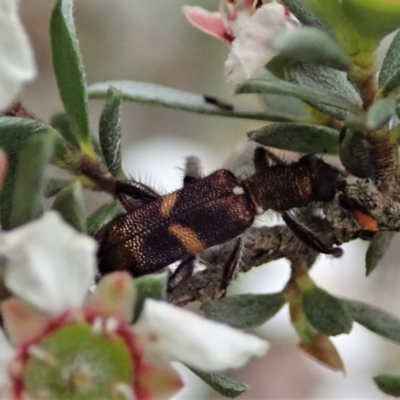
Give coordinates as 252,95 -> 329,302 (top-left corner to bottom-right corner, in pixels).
0,117 -> 68,229
52,181 -> 86,232
50,111 -> 78,148
201,293 -> 285,329
302,287 -> 353,336
272,27 -> 351,71
237,77 -> 361,119
299,334 -> 345,372
346,100 -> 395,132
248,123 -> 339,154
366,99 -> 395,130
99,87 -> 124,178
379,29 -> 400,96
50,111 -> 105,161
365,232 -> 395,276
88,81 -> 297,122
10,132 -> 56,229
189,368 -> 248,398
50,0 -> 95,158
301,0 -> 377,61
0,117 -> 67,161
44,178 -> 73,198
262,92 -> 309,119
339,129 -> 376,179
342,298 -> 400,344
342,0 -> 400,42
286,63 -> 363,120
374,374 -> 400,397
87,200 -> 124,236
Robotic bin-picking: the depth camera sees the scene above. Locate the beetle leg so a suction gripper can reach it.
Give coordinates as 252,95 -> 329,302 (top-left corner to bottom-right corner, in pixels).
282,211 -> 343,257
167,256 -> 196,292
220,238 -> 243,291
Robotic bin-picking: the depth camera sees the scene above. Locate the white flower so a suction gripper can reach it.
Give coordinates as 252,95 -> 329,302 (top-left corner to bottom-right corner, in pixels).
224,1 -> 300,83
0,214 -> 268,399
0,330 -> 14,398
0,0 -> 36,109
134,298 -> 268,371
183,0 -> 300,83
1,211 -> 97,314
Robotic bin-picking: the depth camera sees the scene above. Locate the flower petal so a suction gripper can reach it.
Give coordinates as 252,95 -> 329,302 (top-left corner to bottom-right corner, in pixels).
0,0 -> 36,109
1,297 -> 49,345
136,360 -> 184,400
225,1 -> 300,83
0,328 -> 14,399
182,6 -> 233,43
134,299 -> 269,371
3,211 -> 97,315
87,272 -> 135,324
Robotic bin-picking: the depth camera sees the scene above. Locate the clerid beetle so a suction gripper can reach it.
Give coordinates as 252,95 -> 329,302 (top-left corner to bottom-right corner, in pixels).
97,147 -> 341,288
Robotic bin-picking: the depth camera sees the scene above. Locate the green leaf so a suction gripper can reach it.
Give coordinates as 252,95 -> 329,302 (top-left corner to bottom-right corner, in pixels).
266,54 -> 295,80
87,200 -> 124,236
299,334 -> 345,372
281,0 -> 330,34
201,293 -> 285,329
99,87 -> 124,178
272,27 -> 351,71
0,117 -> 68,229
262,93 -> 309,119
366,99 -> 395,130
52,181 -> 86,232
301,0 -> 377,62
248,123 -> 339,155
365,232 -> 395,276
88,81 -> 298,122
339,129 -> 376,179
44,178 -> 73,198
379,29 -> 400,96
237,77 -> 362,120
286,63 -> 363,120
50,0 -> 95,158
342,0 -> 400,42
345,99 -> 395,132
10,132 -> 56,229
50,111 -> 105,161
50,111 -> 78,148
342,298 -> 400,344
189,368 -> 248,398
132,274 -> 168,322
302,287 -> 353,336
374,374 -> 400,397
0,117 -> 68,162
260,69 -> 309,118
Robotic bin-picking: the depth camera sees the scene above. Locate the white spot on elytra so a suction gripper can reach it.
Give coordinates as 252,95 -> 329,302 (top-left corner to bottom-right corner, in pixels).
233,186 -> 244,195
